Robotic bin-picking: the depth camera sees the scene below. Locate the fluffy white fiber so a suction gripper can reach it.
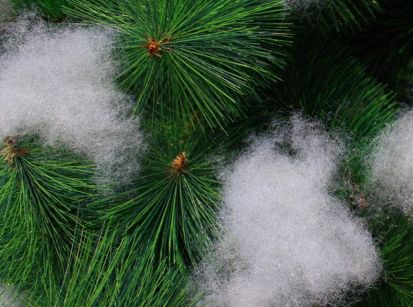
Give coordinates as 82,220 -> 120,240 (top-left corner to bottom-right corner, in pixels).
370,110 -> 413,214
0,285 -> 20,307
0,16 -> 143,182
197,116 -> 380,307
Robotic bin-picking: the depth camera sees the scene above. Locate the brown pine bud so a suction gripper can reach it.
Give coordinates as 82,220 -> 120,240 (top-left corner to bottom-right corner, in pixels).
170,152 -> 188,174
1,136 -> 27,165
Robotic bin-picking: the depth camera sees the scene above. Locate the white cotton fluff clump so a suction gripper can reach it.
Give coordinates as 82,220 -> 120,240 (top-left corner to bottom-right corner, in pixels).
198,116 -> 380,307
370,110 -> 413,214
0,18 -> 143,182
0,285 -> 20,306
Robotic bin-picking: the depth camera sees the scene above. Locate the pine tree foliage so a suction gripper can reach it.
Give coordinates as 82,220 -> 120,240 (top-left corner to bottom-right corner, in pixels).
349,0 -> 413,99
0,136 -> 96,295
10,0 -> 68,21
93,127 -> 220,269
66,0 -> 291,128
287,0 -> 380,35
0,0 -> 413,306
24,229 -> 190,306
354,211 -> 413,307
271,39 -> 398,140
220,38 -> 398,165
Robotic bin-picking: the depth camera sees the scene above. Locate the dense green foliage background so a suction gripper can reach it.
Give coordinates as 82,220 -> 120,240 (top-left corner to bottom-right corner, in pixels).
0,0 -> 412,306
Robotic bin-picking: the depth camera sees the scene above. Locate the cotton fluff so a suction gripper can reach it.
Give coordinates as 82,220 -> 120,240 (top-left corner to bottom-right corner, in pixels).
198,116 -> 380,307
0,285 -> 20,306
370,110 -> 413,214
0,18 -> 143,182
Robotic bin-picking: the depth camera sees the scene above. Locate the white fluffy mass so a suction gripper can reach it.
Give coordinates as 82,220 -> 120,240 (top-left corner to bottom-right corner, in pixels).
370,110 -> 413,214
198,116 -> 380,307
0,17 -> 143,182
0,285 -> 20,307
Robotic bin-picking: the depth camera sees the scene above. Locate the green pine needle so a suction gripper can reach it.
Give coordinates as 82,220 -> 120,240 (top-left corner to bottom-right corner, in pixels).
0,137 -> 96,293
354,211 -> 413,307
15,226 -> 191,306
289,0 -> 380,35
65,0 -> 292,129
92,128 -> 220,270
10,0 -> 69,21
349,0 -> 413,98
271,39 -> 397,141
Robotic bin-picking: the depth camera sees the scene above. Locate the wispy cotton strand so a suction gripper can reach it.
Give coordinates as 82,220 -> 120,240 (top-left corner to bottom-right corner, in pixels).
0,285 -> 20,307
197,115 -> 380,307
370,110 -> 413,214
0,16 -> 144,183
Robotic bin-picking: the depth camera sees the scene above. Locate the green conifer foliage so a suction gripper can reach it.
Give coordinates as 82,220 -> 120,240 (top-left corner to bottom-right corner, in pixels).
66,0 -> 291,128
356,211 -> 413,307
272,40 -> 397,140
287,0 -> 380,35
1,0 -> 413,305
23,229 -> 190,307
349,0 -> 413,99
93,127 -> 220,269
11,0 -> 68,21
0,136 -> 96,294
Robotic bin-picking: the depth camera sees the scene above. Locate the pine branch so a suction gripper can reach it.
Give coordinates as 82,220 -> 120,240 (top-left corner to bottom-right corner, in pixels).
92,127 -> 220,270
349,0 -> 413,100
354,211 -> 413,307
65,0 -> 292,129
288,0 -> 380,35
25,227 -> 191,306
10,0 -> 69,21
0,136 -> 96,293
270,38 -> 397,141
